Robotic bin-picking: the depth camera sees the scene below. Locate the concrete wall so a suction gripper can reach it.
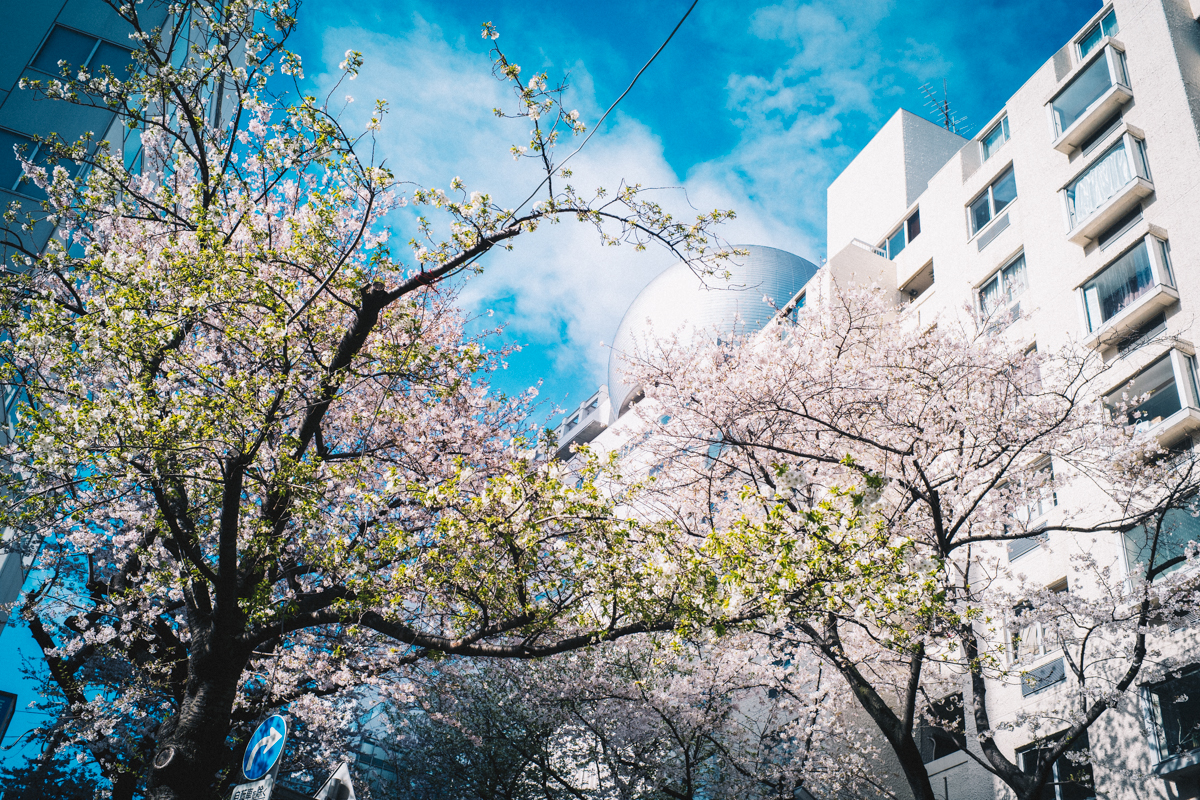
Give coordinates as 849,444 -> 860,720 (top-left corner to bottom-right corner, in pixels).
826,110 -> 966,257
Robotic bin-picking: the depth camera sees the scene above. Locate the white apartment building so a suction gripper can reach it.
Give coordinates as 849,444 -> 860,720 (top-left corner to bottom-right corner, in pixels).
819,0 -> 1200,798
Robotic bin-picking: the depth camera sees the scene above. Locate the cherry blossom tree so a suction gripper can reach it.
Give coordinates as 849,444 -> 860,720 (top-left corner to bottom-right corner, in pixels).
621,287 -> 1200,800
378,632 -> 896,800
0,2 -> 740,798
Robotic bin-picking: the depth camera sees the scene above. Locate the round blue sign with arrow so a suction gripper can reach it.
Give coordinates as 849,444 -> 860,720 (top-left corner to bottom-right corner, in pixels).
243,714 -> 288,781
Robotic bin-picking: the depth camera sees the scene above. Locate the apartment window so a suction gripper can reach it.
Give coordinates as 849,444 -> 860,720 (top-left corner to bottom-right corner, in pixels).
969,167 -> 1017,236
981,116 -> 1010,161
1104,351 -> 1199,433
881,208 -> 920,259
1011,578 -> 1068,665
1123,503 -> 1200,580
1081,238 -> 1173,334
1078,8 -> 1119,59
1146,667 -> 1200,764
31,25 -> 134,77
565,415 -> 579,431
1051,45 -> 1129,140
0,128 -> 59,200
916,693 -> 964,764
1017,731 -> 1096,800
978,252 -> 1027,326
1064,134 -> 1150,231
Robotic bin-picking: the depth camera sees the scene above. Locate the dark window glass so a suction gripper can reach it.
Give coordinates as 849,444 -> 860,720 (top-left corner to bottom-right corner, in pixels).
1149,668 -> 1200,759
992,169 -> 1018,213
90,41 -> 135,76
970,193 -> 992,233
31,26 -> 96,74
0,129 -> 49,199
907,209 -> 921,241
1124,503 -> 1200,579
1018,732 -> 1095,800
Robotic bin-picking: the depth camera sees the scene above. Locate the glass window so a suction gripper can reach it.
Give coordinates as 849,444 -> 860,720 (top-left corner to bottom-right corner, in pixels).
1052,53 -> 1116,137
1011,579 -> 1067,664
1066,139 -> 1134,228
906,209 -> 921,242
1079,8 -> 1119,59
917,693 -> 964,764
0,129 -> 51,199
969,168 -> 1017,236
31,26 -> 96,74
90,41 -> 135,76
30,25 -> 133,77
1018,732 -> 1096,800
979,253 -> 1027,321
1124,503 -> 1200,579
1082,241 -> 1154,332
982,116 -> 1010,161
881,209 -> 920,259
1105,353 -> 1184,431
1148,667 -> 1200,760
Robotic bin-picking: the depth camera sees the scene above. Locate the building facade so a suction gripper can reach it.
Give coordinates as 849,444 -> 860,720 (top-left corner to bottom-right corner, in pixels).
821,0 -> 1200,797
0,0 -> 165,634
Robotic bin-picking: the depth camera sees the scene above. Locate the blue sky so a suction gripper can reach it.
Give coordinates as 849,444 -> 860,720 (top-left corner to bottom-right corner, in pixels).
1,0 -> 1107,768
287,0 -> 1106,420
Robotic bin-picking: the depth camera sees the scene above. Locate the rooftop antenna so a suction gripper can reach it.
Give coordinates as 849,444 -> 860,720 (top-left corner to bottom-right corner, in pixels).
920,79 -> 969,136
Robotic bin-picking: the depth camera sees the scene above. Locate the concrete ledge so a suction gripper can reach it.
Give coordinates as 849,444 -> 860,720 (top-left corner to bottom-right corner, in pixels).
1084,284 -> 1180,350
1067,178 -> 1155,245
1052,84 -> 1134,154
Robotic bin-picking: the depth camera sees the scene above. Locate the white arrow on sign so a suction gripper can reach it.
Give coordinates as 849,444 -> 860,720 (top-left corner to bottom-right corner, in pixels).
313,761 -> 356,800
247,726 -> 283,768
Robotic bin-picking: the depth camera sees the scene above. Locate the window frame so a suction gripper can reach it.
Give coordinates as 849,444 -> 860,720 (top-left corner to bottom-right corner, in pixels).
29,23 -> 134,78
967,165 -> 1017,239
976,250 -> 1028,329
1016,730 -> 1096,800
1009,577 -> 1069,667
1078,234 -> 1174,336
1077,6 -> 1119,60
1062,131 -> 1151,235
1103,349 -> 1200,435
878,208 -> 921,259
1143,665 -> 1200,767
981,115 -> 1011,162
1047,41 -> 1131,149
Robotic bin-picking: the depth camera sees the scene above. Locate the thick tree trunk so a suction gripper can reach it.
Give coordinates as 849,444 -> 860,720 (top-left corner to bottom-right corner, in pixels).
146,630 -> 248,800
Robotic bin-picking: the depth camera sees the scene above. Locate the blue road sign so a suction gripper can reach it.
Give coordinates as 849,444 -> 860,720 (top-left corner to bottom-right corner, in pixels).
242,715 -> 288,781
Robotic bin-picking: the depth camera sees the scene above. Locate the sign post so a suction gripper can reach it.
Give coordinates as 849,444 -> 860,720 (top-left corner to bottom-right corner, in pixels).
313,762 -> 357,800
230,715 -> 289,800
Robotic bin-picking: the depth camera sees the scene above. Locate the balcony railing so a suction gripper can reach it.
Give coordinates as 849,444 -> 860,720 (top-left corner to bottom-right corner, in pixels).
1062,131 -> 1153,245
1080,235 -> 1178,347
1048,41 -> 1132,153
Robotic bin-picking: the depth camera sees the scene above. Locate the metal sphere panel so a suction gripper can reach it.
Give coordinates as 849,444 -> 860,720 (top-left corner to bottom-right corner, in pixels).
607,244 -> 818,416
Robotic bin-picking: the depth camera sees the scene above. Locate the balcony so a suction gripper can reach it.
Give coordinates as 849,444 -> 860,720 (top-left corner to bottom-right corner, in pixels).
1047,41 -> 1132,153
1145,667 -> 1200,778
1080,236 -> 1179,349
1062,131 -> 1153,245
1104,350 -> 1200,445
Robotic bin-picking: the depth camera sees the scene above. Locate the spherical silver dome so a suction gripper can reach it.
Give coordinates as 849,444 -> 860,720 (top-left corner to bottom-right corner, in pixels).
607,244 -> 818,417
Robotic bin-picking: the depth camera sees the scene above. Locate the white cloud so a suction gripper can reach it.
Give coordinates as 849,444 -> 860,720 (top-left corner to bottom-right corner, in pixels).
307,1 -> 949,391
